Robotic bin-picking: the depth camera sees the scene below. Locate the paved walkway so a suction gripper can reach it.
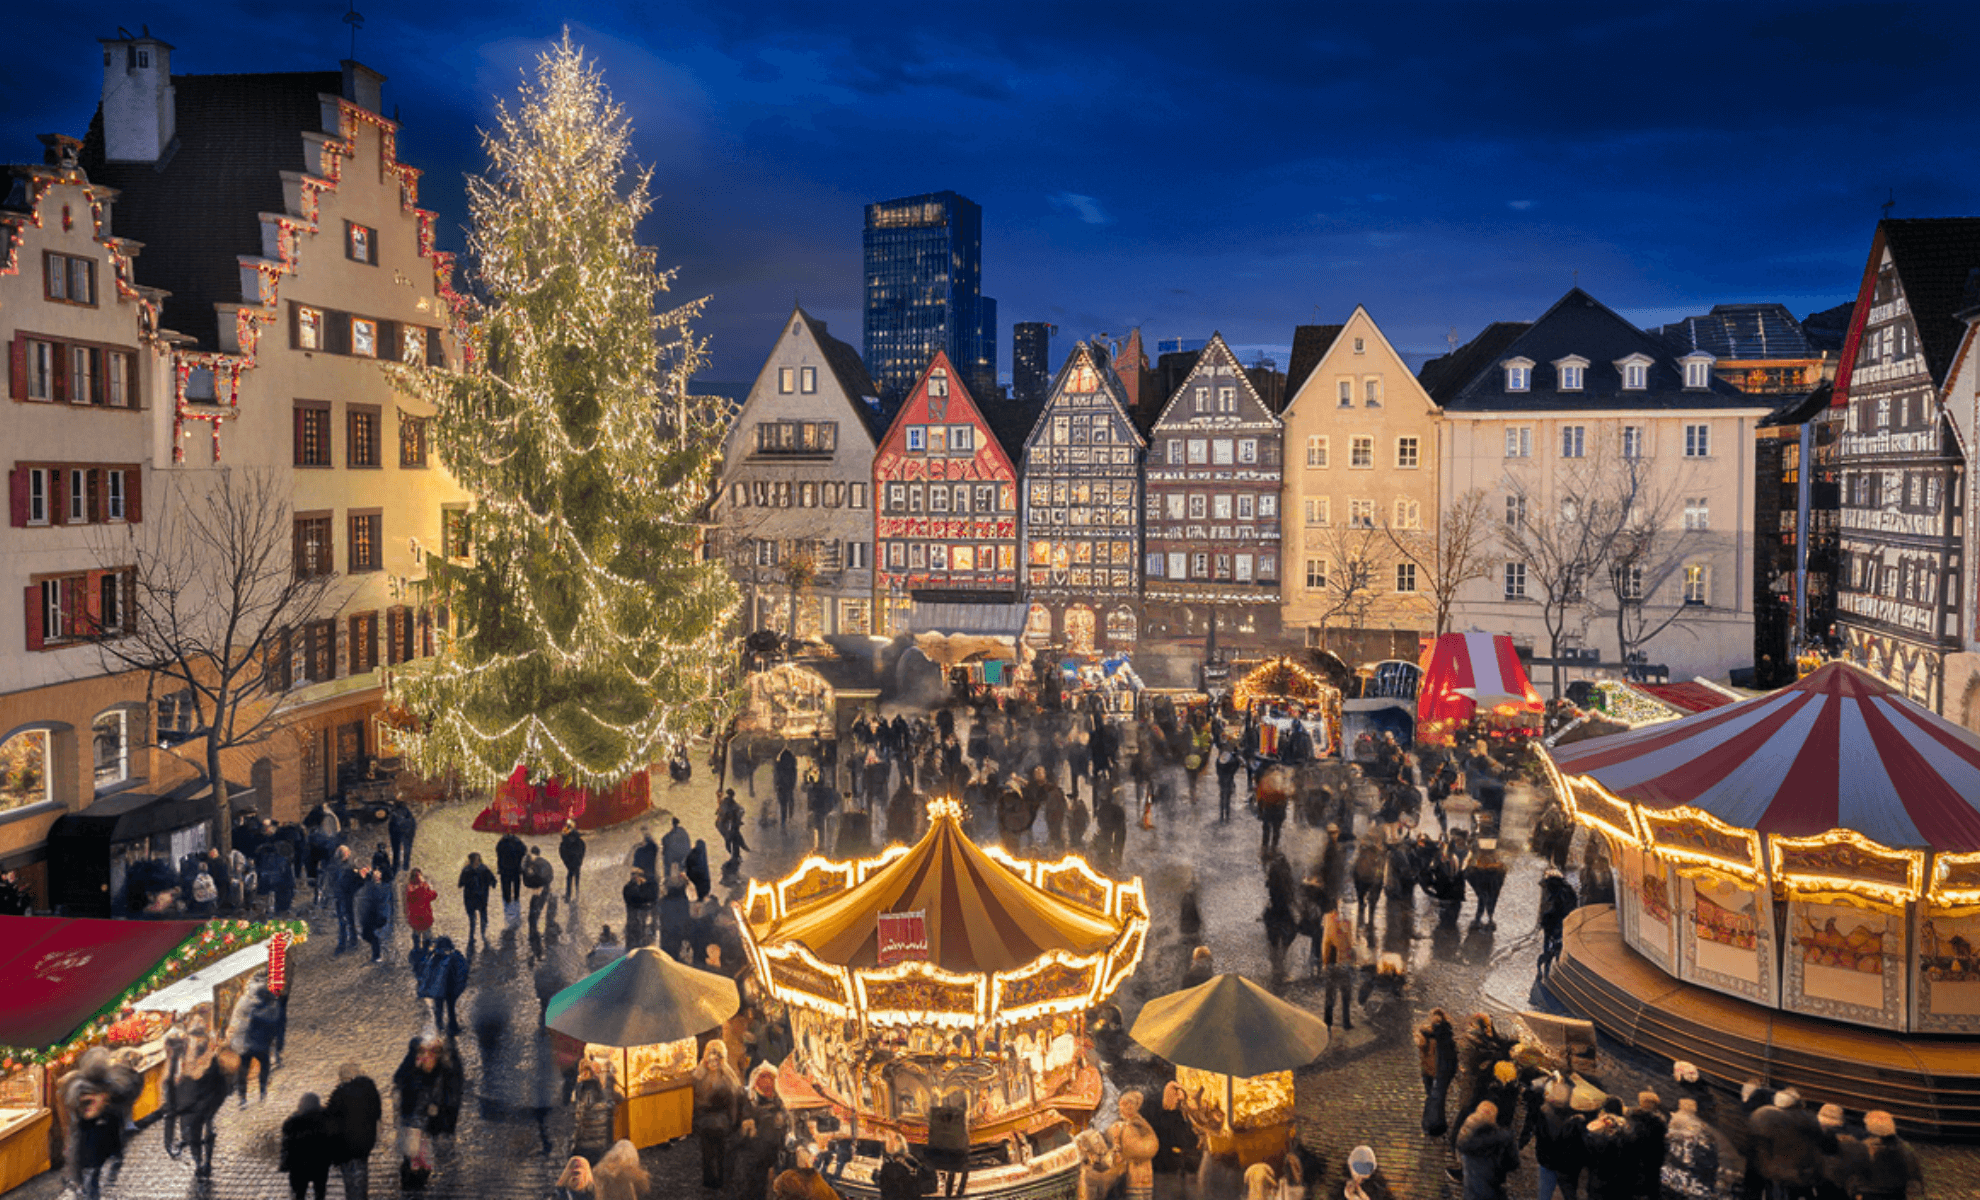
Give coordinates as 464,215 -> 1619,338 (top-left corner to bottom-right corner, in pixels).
12,741 -> 1980,1200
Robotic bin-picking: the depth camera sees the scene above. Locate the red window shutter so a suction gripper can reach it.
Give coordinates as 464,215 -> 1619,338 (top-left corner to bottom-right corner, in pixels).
49,469 -> 65,525
289,302 -> 301,350
85,469 -> 101,524
127,470 -> 142,523
52,343 -> 69,403
8,337 -> 24,400
61,576 -> 81,640
8,468 -> 26,528
294,407 -> 307,465
83,569 -> 103,635
23,585 -> 43,651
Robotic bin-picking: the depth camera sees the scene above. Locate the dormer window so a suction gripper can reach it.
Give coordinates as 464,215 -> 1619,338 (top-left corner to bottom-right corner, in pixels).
1553,355 -> 1589,392
1614,353 -> 1653,391
1503,357 -> 1534,392
1682,352 -> 1715,390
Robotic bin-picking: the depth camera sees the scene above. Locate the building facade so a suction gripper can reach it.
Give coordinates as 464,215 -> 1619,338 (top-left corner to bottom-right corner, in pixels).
872,352 -> 1020,633
1422,288 -> 1771,687
1658,304 -> 1836,397
1012,322 -> 1054,405
1,137 -> 196,901
1753,386 -> 1841,687
1018,342 -> 1145,656
1944,307 -> 1980,731
81,40 -> 472,818
716,306 -> 886,639
1279,308 -> 1442,661
863,191 -> 996,404
1141,332 -> 1283,653
1829,219 -> 1979,711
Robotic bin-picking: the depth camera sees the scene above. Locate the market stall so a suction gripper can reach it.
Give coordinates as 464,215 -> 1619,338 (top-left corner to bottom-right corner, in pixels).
1545,662 -> 1980,1032
473,763 -> 650,834
546,947 -> 740,1148
0,917 -> 304,1192
1228,658 -> 1341,760
737,662 -> 837,740
1128,973 -> 1328,1170
43,780 -> 220,917
736,797 -> 1149,1199
1416,632 -> 1544,747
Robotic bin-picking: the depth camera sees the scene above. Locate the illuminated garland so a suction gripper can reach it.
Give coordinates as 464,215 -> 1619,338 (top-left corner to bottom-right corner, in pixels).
1591,680 -> 1684,728
0,919 -> 307,1071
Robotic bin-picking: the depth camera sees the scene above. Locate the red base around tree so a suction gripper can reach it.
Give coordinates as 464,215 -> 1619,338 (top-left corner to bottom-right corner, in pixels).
471,765 -> 651,833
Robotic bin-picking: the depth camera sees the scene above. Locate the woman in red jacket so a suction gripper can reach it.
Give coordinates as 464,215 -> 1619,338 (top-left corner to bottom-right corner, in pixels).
404,869 -> 439,951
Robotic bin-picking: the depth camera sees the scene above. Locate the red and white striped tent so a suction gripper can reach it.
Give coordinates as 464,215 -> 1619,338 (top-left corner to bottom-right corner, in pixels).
1416,632 -> 1544,741
1548,662 -> 1980,852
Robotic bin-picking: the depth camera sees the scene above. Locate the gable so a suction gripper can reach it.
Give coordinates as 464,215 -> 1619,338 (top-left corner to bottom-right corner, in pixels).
1151,332 -> 1278,432
1023,343 -> 1146,455
875,352 -> 1016,481
727,310 -> 885,464
1283,307 -> 1433,420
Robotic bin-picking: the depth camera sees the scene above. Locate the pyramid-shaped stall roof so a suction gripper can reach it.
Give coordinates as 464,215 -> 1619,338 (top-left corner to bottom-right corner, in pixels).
757,806 -> 1122,973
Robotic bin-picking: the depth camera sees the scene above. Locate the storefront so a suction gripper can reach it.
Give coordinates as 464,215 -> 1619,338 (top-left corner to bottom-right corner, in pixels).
43,781 -> 225,918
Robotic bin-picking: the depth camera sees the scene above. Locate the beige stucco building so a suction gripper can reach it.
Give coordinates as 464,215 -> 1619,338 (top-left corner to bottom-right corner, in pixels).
1422,289 -> 1771,688
1279,308 -> 1442,660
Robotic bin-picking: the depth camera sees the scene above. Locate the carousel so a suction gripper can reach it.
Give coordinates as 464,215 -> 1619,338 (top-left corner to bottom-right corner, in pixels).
1228,658 -> 1342,760
1541,662 -> 1980,1133
736,798 -> 1149,1199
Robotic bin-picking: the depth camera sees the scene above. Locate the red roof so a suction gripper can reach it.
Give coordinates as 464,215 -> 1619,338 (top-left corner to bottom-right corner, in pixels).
0,916 -> 205,1049
1550,663 -> 1980,852
1633,682 -> 1736,714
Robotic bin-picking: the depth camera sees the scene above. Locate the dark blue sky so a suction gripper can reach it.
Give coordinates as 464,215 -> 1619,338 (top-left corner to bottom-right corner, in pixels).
8,3 -> 1973,384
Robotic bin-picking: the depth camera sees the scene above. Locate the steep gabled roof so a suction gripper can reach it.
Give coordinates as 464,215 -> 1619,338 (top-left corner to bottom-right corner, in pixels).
1284,324 -> 1345,399
1418,321 -> 1530,404
1876,217 -> 1980,387
875,349 -> 1016,476
79,71 -> 341,349
1022,340 -> 1145,453
1150,331 -> 1277,430
1420,289 -> 1757,412
1657,304 -> 1814,360
795,307 -> 891,441
981,390 -> 1047,465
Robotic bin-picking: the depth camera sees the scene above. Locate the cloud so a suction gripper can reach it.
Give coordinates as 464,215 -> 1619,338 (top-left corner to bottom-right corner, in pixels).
1050,193 -> 1112,225
1508,200 -> 1536,211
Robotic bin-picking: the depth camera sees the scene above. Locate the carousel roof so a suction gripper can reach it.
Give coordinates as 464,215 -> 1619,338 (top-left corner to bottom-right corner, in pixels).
758,804 -> 1122,973
1548,662 -> 1980,851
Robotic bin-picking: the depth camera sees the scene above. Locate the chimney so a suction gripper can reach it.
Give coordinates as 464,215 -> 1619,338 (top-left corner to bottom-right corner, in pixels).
341,61 -> 386,115
98,33 -> 176,163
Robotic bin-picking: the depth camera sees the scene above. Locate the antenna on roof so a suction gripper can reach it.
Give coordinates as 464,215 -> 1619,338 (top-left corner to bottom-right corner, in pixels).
343,0 -> 365,60
1447,326 -> 1459,353
1882,189 -> 1896,219
117,26 -> 134,38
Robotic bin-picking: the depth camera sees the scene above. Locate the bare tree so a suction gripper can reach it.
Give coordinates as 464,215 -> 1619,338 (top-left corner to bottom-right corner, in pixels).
1386,488 -> 1495,637
93,468 -> 343,854
1600,480 -> 1711,675
1310,519 -> 1389,652
1498,451 -> 1637,697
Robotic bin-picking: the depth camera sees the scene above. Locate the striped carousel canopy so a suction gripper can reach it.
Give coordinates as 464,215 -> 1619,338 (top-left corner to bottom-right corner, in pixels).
759,805 -> 1121,973
1548,662 -> 1980,852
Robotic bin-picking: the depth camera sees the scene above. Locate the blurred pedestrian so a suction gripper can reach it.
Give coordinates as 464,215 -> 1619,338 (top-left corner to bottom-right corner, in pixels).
1856,1110 -> 1922,1200
388,801 -> 418,875
1416,1008 -> 1457,1137
693,1041 -> 743,1188
457,853 -> 495,946
325,1062 -> 382,1200
560,821 -> 588,901
404,868 -> 438,951
524,846 -> 556,940
593,1139 -> 650,1200
496,830 -> 527,911
356,868 -> 391,963
227,983 -> 281,1104
412,935 -> 469,1034
1660,1098 -> 1719,1200
280,1092 -> 335,1200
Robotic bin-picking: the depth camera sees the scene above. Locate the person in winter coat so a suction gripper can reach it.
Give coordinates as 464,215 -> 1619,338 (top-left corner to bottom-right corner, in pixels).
570,1059 -> 618,1167
1660,1098 -> 1720,1200
560,821 -> 588,900
730,1068 -> 788,1200
1343,1145 -> 1394,1200
496,831 -> 528,908
456,853 -> 496,946
658,866 -> 693,961
715,791 -> 749,865
411,935 -> 470,1033
1465,842 -> 1507,928
59,1047 -> 142,1200
631,828 -> 660,881
178,1035 -> 231,1175
771,1149 -> 841,1200
1580,1102 -> 1637,1200
1109,1090 -> 1159,1200
773,749 -> 800,826
661,818 -> 692,874
1416,1008 -> 1459,1137
281,1092 -> 336,1200
356,869 -> 392,962
523,846 -> 556,939
622,869 -> 657,948
1627,1091 -> 1669,1200
228,983 -> 282,1103
692,1041 -> 743,1188
555,1157 -> 595,1200
1519,1077 -> 1586,1200
683,839 -> 712,901
404,868 -> 438,951
1816,1103 -> 1866,1200
1321,906 -> 1357,1030
1749,1089 -> 1824,1197
1456,1103 -> 1517,1200
1855,1111 -> 1922,1200
393,1037 -> 447,1154
325,1062 -> 383,1200
1538,867 -> 1578,977
388,802 -> 418,875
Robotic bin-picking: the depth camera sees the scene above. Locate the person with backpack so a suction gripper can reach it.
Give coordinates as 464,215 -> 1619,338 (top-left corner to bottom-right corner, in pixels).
411,936 -> 470,1034
523,847 -> 556,940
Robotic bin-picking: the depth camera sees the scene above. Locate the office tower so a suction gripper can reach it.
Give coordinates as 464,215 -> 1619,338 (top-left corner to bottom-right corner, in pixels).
863,190 -> 996,404
1012,322 -> 1056,403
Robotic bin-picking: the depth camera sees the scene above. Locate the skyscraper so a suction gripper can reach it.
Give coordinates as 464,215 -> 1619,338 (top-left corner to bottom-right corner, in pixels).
1012,322 -> 1056,403
863,191 -> 996,404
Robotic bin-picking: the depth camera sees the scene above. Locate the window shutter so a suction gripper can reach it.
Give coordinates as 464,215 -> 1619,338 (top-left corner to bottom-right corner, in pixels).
292,520 -> 304,578
83,569 -> 103,634
329,620 -> 342,678
289,302 -> 301,349
328,313 -> 350,355
85,469 -> 101,524
293,407 -> 307,464
52,341 -> 69,403
49,469 -> 65,525
127,470 -> 142,523
8,469 -> 26,527
426,329 -> 445,368
9,337 -> 25,400
378,320 -> 399,362
62,576 -> 82,639
23,586 -> 43,651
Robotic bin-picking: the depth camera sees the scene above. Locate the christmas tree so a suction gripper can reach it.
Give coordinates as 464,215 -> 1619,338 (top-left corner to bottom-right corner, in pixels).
386,33 -> 738,794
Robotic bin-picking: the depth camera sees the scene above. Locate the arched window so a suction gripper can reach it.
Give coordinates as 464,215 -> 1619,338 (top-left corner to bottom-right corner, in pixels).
93,710 -> 130,790
1105,607 -> 1138,644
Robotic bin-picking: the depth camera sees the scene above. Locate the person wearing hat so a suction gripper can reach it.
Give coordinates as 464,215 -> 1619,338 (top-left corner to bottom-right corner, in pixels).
1815,1103 -> 1865,1200
1455,1101 -> 1518,1200
1342,1146 -> 1393,1200
1519,1075 -> 1586,1200
1580,1097 -> 1637,1200
1659,1097 -> 1719,1200
1626,1091 -> 1669,1200
1854,1111 -> 1922,1200
1749,1089 -> 1823,1197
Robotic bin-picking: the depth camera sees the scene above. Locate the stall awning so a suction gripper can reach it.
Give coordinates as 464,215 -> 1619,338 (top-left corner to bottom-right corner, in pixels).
132,944 -> 271,1015
45,778 -> 224,844
909,601 -> 1028,640
0,915 -> 205,1048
